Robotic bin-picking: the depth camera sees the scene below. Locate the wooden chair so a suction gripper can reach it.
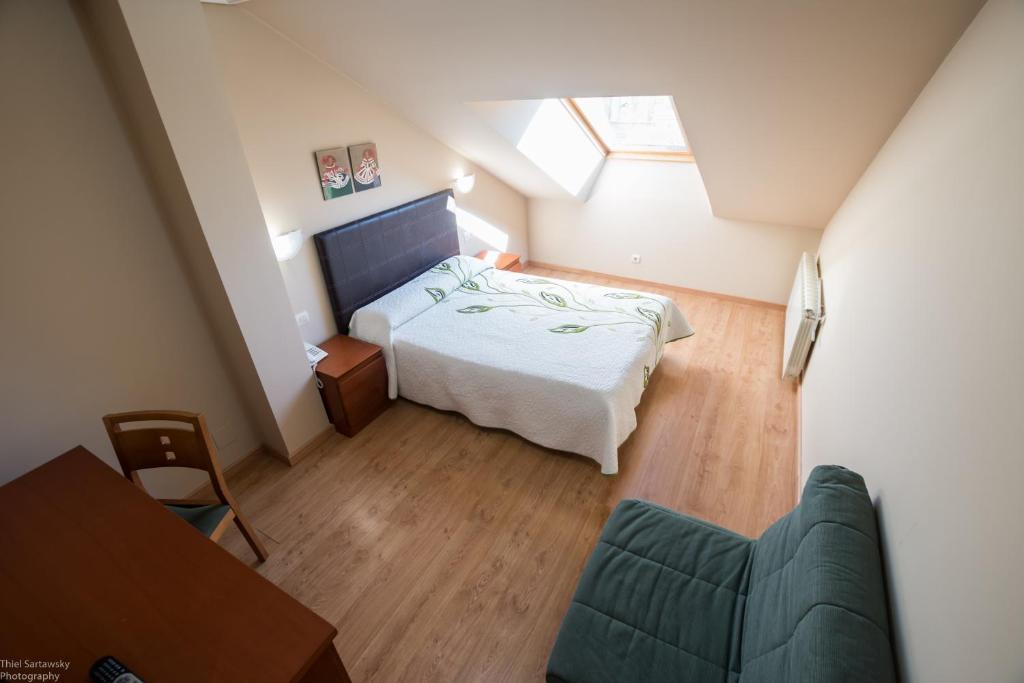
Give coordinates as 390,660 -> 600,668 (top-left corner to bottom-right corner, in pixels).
102,410 -> 269,562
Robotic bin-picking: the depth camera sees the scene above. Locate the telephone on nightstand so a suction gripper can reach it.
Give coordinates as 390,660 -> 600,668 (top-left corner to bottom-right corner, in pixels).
304,342 -> 328,367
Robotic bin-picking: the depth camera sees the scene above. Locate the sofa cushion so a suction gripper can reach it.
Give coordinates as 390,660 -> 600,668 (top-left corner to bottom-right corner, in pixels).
547,500 -> 753,683
738,466 -> 896,682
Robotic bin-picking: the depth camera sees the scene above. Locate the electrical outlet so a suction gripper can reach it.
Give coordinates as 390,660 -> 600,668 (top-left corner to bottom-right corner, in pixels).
295,310 -> 311,326
631,254 -> 641,264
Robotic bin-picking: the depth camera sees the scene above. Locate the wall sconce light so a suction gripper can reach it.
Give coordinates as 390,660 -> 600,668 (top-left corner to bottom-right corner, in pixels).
454,173 -> 476,194
271,229 -> 303,262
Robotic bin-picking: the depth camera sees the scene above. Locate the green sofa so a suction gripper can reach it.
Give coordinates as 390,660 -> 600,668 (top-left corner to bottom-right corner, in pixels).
547,466 -> 896,682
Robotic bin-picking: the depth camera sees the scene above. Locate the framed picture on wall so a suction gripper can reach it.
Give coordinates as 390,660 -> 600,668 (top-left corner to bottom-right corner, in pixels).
348,142 -> 382,192
315,147 -> 354,200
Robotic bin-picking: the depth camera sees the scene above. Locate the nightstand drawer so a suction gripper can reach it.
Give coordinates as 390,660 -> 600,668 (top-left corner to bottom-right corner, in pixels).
337,354 -> 389,435
315,334 -> 390,437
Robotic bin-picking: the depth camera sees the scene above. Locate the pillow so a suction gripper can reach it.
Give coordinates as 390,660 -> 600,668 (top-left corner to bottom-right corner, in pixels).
352,255 -> 488,331
348,255 -> 492,398
429,255 -> 492,289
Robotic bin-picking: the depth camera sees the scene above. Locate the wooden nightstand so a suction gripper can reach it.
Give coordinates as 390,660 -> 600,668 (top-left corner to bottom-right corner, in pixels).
475,250 -> 523,272
314,335 -> 390,437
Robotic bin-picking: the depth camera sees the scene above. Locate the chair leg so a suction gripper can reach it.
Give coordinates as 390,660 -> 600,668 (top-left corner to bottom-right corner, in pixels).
209,510 -> 237,542
232,510 -> 270,563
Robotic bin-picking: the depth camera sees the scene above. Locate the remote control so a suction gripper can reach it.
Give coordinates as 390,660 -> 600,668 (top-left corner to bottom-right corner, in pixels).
89,656 -> 144,683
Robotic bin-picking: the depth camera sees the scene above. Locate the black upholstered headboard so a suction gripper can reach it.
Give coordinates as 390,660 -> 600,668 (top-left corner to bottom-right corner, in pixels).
314,189 -> 459,334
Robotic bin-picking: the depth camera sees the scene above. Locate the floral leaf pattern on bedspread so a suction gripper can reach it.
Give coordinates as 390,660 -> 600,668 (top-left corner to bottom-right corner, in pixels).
637,308 -> 663,336
550,324 -> 590,334
540,291 -> 568,308
425,268 -> 694,388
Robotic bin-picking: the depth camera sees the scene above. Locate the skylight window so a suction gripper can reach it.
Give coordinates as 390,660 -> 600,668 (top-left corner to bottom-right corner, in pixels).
515,99 -> 604,196
567,96 -> 691,161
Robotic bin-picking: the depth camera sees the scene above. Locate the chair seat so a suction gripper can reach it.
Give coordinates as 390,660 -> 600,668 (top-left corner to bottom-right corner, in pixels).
164,503 -> 231,537
548,500 -> 753,683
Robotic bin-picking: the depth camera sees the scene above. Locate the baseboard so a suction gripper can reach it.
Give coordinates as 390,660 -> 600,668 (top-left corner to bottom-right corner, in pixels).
185,443 -> 270,500
279,425 -> 336,467
220,425 -> 335,476
527,261 -> 785,311
184,426 -> 336,499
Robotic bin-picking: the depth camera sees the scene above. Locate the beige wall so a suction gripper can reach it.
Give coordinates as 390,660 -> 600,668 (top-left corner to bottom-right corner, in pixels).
800,1 -> 1023,680
103,0 -> 330,457
528,160 -> 822,304
204,7 -> 530,346
0,1 -> 260,496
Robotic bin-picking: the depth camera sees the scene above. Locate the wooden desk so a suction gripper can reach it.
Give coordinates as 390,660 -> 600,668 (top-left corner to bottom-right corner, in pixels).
0,447 -> 350,683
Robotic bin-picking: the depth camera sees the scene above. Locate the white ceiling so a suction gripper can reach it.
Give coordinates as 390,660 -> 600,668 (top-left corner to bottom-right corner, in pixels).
241,0 -> 983,229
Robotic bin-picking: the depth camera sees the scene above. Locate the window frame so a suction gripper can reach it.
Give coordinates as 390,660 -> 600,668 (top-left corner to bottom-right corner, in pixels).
562,97 -> 694,163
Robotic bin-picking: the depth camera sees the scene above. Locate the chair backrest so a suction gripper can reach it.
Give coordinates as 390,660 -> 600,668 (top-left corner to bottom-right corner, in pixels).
102,410 -> 222,482
738,466 -> 897,682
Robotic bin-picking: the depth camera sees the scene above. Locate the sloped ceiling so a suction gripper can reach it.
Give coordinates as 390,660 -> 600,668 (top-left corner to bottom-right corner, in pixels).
241,0 -> 983,229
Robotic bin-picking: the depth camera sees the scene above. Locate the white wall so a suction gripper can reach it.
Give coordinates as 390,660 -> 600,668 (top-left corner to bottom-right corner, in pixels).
0,1 -> 260,496
204,7 -> 530,346
528,160 -> 822,304
800,1 -> 1023,681
105,0 -> 330,459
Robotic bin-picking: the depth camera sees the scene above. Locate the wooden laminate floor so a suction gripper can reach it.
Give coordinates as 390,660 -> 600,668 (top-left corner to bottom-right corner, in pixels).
217,265 -> 798,682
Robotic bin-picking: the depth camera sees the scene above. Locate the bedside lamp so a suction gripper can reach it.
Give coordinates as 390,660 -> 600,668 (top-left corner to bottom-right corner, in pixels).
272,229 -> 303,262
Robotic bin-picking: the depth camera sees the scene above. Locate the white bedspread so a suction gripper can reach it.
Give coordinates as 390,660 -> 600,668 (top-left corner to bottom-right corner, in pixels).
349,256 -> 693,474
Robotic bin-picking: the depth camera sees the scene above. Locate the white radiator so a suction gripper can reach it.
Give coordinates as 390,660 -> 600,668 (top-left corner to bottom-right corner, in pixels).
782,252 -> 822,379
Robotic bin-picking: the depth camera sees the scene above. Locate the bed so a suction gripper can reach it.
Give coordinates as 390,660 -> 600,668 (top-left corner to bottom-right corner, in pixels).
315,190 -> 693,474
